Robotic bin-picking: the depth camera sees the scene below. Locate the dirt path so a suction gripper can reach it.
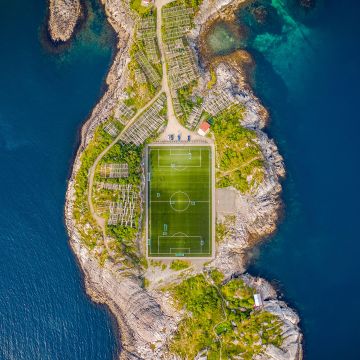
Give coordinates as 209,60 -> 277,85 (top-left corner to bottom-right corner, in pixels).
155,0 -> 190,138
203,272 -> 228,359
87,91 -> 164,234
217,155 -> 262,177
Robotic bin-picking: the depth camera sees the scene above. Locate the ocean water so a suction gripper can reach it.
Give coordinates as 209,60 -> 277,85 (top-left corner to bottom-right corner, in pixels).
208,0 -> 360,359
0,0 -> 119,359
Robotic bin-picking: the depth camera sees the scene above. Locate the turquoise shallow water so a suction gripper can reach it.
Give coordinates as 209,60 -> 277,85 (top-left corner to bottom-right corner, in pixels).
0,0 -> 119,359
209,0 -> 360,358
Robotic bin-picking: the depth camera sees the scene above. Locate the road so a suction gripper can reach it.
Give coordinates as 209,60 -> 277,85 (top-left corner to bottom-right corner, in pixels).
155,0 -> 202,140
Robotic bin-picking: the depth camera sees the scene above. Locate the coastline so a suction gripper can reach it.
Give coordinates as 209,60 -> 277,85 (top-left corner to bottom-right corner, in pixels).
52,0 -> 303,358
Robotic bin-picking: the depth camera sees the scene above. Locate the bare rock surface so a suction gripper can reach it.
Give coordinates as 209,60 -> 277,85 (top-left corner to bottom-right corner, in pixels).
76,246 -> 176,358
48,0 -> 82,42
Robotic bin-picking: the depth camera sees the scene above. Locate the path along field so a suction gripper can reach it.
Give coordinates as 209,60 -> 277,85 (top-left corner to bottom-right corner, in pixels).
147,145 -> 213,257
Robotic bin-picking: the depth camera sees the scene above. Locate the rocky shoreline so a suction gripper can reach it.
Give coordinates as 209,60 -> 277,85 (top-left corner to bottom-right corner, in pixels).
48,0 -> 82,42
54,0 -> 303,358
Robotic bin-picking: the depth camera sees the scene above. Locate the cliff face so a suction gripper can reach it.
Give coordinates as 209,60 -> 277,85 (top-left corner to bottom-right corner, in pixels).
73,243 -> 176,358
49,0 -> 303,359
48,0 -> 82,42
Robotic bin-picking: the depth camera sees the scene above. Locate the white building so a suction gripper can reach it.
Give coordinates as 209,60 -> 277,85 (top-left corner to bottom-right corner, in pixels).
254,293 -> 263,308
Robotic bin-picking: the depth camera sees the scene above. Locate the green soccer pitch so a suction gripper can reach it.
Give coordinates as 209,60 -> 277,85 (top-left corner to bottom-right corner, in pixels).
146,145 -> 214,258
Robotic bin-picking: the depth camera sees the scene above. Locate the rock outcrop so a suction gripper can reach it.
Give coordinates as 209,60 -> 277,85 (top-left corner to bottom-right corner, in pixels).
241,274 -> 303,360
48,0 -> 82,42
75,245 -> 176,358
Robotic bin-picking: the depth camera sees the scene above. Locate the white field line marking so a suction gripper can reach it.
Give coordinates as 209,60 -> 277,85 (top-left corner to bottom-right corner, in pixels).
157,148 -> 201,168
169,149 -> 192,155
148,147 -> 212,256
158,235 -> 203,254
155,251 -> 212,255
170,248 -> 191,253
150,200 -> 209,203
159,235 -> 202,239
208,149 -> 211,254
157,163 -> 202,168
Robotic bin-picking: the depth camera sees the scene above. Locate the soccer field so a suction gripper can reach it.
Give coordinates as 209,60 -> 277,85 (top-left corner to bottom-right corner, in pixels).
147,145 -> 213,258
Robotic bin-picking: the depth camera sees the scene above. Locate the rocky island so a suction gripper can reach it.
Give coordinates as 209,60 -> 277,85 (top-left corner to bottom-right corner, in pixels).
50,0 -> 303,358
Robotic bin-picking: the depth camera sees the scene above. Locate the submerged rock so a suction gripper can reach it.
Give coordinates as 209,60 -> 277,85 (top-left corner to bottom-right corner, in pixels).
299,0 -> 315,9
252,5 -> 268,24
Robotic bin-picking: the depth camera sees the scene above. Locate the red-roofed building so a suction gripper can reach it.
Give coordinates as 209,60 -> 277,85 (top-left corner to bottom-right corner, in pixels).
197,122 -> 210,136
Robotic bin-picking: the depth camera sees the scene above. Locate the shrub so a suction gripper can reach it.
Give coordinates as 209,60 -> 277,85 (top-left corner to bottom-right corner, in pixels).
170,260 -> 190,271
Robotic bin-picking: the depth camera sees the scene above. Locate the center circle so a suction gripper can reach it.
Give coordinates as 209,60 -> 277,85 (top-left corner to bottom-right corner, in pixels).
170,191 -> 190,212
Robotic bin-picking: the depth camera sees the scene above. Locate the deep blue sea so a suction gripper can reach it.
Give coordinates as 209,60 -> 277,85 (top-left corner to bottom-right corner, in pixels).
244,1 -> 360,359
208,0 -> 360,358
0,0 -> 119,359
1,0 -> 359,359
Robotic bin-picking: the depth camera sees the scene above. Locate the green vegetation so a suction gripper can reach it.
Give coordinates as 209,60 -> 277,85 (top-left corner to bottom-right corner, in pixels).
148,146 -> 212,257
126,21 -> 160,110
170,260 -> 190,271
97,249 -> 109,267
177,80 -> 198,125
164,0 -> 203,13
169,274 -> 283,359
126,49 -> 157,109
211,105 -> 265,193
142,277 -> 150,288
182,0 -> 203,12
91,143 -> 144,263
72,122 -> 115,249
209,268 -> 224,285
216,216 -> 235,245
72,117 -> 144,267
97,142 -> 143,186
216,221 -> 227,244
150,260 -> 167,270
130,0 -> 153,17
140,257 -> 149,269
207,67 -> 217,89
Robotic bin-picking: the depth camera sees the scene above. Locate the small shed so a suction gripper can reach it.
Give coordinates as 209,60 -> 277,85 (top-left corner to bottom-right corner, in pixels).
197,122 -> 210,136
254,293 -> 263,308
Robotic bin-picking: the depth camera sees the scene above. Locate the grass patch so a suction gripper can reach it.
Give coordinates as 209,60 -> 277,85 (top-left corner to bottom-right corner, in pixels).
148,146 -> 212,257
170,260 -> 190,271
169,274 -> 284,359
216,215 -> 235,244
207,67 -> 217,89
211,105 -> 265,193
165,0 -> 203,13
126,39 -> 159,110
91,143 -> 144,263
177,80 -> 199,125
130,0 -> 154,17
72,121 -> 115,249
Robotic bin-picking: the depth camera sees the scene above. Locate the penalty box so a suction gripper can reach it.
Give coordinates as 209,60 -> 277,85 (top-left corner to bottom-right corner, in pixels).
145,143 -> 215,259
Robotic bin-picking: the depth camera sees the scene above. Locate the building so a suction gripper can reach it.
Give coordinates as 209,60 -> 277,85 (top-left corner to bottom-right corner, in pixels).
254,293 -> 264,308
197,122 -> 210,136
